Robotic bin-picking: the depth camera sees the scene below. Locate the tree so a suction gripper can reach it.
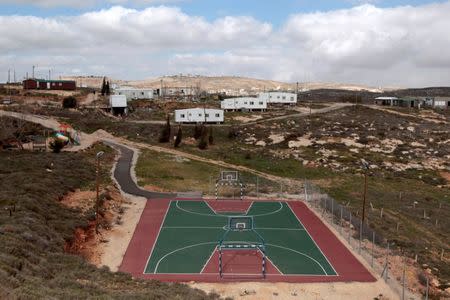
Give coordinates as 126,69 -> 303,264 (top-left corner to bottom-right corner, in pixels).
62,96 -> 77,109
193,125 -> 202,140
198,126 -> 208,150
174,126 -> 182,148
159,115 -> 171,143
208,126 -> 214,145
105,81 -> 111,96
101,77 -> 106,96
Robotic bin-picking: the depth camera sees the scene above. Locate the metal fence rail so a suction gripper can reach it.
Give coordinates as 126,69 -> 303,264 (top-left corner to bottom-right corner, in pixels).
304,180 -> 424,300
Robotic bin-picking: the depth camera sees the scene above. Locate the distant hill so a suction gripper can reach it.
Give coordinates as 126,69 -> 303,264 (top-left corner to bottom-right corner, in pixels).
61,75 -> 383,94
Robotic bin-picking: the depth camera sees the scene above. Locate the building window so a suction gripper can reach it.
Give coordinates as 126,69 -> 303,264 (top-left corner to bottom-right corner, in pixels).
250,101 -> 254,105
142,92 -> 144,95
205,114 -> 209,117
215,113 -> 220,117
199,113 -> 202,117
282,96 -> 286,100
181,114 -> 185,118
259,101 -> 263,105
291,97 -> 294,100
188,113 -> 192,116
277,96 -> 280,99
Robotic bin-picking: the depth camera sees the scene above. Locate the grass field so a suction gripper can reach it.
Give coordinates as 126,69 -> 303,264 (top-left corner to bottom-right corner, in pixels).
145,201 -> 336,276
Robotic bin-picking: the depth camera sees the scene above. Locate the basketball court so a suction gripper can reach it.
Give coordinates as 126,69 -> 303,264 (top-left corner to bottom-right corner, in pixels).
119,171 -> 375,283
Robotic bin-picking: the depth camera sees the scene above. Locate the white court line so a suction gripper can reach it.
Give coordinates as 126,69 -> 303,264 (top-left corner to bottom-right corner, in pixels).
143,201 -> 171,275
154,242 -> 217,274
245,201 -> 254,215
256,247 -> 284,275
200,246 -> 217,274
162,226 -> 305,231
286,202 -> 338,276
265,243 -> 328,276
176,200 -> 284,218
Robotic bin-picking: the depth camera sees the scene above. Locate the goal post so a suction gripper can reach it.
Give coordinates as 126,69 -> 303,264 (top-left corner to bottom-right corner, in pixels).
215,170 -> 244,201
218,216 -> 266,278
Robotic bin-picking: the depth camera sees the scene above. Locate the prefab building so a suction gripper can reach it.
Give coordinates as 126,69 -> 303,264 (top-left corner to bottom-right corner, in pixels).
374,97 -> 399,106
259,92 -> 297,105
109,95 -> 128,115
175,108 -> 224,124
114,88 -> 154,100
432,97 -> 450,109
221,97 -> 267,111
23,79 -> 76,91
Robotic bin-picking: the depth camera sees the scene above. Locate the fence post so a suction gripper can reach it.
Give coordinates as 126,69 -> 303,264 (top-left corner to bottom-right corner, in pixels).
385,242 -> 390,281
359,220 -> 362,254
348,213 -> 352,245
402,257 -> 406,300
304,180 -> 308,201
256,176 -> 259,199
372,231 -> 375,268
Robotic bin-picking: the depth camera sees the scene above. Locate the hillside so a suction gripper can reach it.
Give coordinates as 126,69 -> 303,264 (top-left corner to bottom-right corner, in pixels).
61,75 -> 383,93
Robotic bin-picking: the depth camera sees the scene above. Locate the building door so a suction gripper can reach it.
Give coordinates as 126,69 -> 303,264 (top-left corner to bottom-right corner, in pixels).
47,82 -> 51,89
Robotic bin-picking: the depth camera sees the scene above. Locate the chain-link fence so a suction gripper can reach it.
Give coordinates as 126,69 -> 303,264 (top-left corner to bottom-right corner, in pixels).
304,180 -> 426,300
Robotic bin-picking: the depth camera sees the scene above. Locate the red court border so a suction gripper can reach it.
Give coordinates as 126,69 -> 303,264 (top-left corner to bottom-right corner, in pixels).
119,199 -> 376,283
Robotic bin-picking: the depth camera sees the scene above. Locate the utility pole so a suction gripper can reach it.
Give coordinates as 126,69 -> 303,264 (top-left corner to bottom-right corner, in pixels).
13,69 -> 16,83
361,159 -> 369,223
95,151 -> 105,234
49,69 -> 51,81
7,69 -> 10,83
32,65 -> 35,79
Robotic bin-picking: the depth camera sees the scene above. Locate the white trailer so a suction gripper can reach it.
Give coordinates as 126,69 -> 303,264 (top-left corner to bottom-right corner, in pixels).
175,108 -> 224,124
221,97 -> 267,111
114,88 -> 154,100
109,95 -> 128,115
259,92 -> 297,105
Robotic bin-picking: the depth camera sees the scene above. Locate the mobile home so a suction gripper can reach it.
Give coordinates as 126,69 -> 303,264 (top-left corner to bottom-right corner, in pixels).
114,87 -> 154,100
259,92 -> 297,105
109,95 -> 128,115
175,108 -> 224,124
221,97 -> 267,111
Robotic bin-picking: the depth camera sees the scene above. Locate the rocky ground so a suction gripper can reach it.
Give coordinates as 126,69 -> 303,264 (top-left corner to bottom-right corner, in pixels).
240,106 -> 450,183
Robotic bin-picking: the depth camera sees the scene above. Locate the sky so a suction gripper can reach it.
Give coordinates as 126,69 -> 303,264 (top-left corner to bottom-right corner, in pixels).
1,0 -> 450,87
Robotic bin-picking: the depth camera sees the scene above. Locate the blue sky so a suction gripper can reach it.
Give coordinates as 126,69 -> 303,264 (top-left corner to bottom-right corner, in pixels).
1,0 -> 450,86
1,0 -> 447,22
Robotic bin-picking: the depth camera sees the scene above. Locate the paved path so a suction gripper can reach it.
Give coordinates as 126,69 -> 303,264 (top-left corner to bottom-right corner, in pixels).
104,141 -> 176,199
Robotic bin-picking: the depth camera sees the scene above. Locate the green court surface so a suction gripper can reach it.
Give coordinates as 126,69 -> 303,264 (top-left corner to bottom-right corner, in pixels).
145,201 -> 337,276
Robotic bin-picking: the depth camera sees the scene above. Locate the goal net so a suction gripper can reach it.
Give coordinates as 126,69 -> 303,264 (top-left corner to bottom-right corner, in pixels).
218,216 -> 266,278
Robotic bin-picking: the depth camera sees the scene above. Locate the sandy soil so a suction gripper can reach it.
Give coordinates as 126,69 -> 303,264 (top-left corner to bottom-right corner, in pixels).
233,115 -> 263,123
190,281 -> 393,300
97,194 -> 146,271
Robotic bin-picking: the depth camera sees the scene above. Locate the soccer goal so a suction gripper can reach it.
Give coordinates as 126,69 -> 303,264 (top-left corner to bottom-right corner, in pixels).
215,170 -> 244,201
218,216 -> 266,278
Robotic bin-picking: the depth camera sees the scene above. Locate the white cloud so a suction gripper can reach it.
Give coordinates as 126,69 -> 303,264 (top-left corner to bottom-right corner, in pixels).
0,0 -> 185,7
1,2 -> 450,86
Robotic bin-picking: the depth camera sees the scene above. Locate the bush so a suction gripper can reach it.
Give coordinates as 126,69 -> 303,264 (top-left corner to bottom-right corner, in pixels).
193,125 -> 202,140
158,115 -> 171,143
208,127 -> 214,145
62,97 -> 77,109
198,126 -> 208,150
174,127 -> 182,148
